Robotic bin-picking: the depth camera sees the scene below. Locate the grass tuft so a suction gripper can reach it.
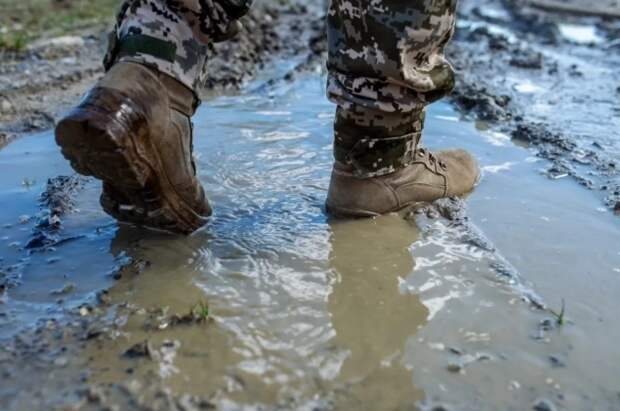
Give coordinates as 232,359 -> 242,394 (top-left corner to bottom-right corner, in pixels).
191,300 -> 211,322
549,298 -> 566,326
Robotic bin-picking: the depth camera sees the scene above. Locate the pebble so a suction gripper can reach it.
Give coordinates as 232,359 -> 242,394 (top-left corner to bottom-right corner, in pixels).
51,283 -> 76,296
539,318 -> 556,331
53,356 -> 68,367
0,99 -> 12,113
121,379 -> 143,396
448,347 -> 463,355
446,361 -> 463,373
533,398 -> 557,411
85,386 -> 105,403
97,290 -> 112,305
123,340 -> 153,359
549,355 -> 566,368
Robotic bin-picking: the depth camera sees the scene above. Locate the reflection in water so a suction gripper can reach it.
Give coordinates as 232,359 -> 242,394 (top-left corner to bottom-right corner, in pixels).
328,216 -> 428,409
87,214 -> 427,409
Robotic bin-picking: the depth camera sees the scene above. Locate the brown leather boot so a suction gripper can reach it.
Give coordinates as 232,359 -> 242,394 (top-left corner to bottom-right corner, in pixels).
55,62 -> 211,234
326,147 -> 480,217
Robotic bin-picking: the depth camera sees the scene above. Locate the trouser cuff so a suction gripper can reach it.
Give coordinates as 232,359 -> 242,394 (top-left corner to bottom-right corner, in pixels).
104,2 -> 209,93
334,132 -> 422,178
333,106 -> 425,178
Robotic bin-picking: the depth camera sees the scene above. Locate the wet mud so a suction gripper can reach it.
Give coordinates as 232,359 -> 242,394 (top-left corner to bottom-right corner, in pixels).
2,0 -> 620,410
448,0 -> 620,212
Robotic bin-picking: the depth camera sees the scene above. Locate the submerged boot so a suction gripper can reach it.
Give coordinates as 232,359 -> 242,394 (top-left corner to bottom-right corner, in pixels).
55,62 -> 211,234
326,108 -> 480,217
326,148 -> 480,217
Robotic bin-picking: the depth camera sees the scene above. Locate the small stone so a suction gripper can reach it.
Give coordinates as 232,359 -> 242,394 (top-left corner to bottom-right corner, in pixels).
84,327 -> 103,340
549,355 -> 566,368
53,356 -> 69,367
120,379 -> 142,396
85,386 -> 105,403
123,340 -> 153,359
539,318 -> 556,331
446,361 -> 463,373
50,283 -> 76,296
533,398 -> 557,411
0,99 -> 12,113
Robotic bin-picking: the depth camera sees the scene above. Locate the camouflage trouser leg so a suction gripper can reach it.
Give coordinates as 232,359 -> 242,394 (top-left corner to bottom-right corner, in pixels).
105,0 -> 253,92
106,1 -> 456,178
327,0 -> 457,177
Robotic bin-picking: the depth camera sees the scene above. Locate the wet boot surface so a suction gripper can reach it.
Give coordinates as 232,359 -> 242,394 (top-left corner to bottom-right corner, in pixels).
55,62 -> 211,234
326,147 -> 480,217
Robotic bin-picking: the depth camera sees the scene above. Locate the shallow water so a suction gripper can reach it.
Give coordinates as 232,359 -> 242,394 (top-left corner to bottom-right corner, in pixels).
1,70 -> 620,410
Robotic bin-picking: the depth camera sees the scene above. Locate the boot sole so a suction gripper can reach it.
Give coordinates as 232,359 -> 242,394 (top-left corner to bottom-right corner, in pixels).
55,92 -> 210,234
325,202 -> 421,218
325,204 -> 381,218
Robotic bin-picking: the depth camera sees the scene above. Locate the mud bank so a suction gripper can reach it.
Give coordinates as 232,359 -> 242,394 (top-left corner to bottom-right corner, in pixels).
447,0 -> 620,211
0,0 -> 323,145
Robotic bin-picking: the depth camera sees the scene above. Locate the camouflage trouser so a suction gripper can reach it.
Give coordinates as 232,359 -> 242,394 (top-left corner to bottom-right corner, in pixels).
108,0 -> 457,178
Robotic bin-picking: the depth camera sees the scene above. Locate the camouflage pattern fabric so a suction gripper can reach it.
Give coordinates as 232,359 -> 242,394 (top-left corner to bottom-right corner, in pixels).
107,0 -> 457,178
328,0 -> 457,177
105,0 -> 254,91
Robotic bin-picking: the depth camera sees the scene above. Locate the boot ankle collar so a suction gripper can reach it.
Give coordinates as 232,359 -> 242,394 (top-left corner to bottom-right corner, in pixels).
156,70 -> 200,116
334,132 -> 421,178
105,34 -> 202,114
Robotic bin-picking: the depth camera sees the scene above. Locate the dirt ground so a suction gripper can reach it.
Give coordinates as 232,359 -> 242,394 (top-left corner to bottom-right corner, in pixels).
0,0 -> 322,147
1,0 -> 620,410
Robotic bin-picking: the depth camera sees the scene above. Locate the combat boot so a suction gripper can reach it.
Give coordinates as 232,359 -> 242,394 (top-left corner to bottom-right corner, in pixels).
55,62 -> 211,234
326,148 -> 480,217
325,103 -> 480,217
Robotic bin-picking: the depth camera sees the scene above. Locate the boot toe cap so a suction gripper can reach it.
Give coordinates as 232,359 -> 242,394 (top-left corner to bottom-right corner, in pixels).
438,149 -> 480,196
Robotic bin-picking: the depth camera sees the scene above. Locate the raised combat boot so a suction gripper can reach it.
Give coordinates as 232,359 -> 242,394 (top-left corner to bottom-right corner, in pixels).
55,62 -> 211,233
326,108 -> 480,217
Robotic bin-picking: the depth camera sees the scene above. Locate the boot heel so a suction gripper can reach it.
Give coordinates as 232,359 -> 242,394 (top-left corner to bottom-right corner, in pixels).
55,87 -> 153,190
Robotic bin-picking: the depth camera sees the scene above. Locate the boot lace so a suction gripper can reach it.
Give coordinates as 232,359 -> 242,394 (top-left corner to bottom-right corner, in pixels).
417,148 -> 447,170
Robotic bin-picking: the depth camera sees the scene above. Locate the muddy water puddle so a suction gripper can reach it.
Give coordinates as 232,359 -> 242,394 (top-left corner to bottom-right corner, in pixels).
1,72 -> 620,410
